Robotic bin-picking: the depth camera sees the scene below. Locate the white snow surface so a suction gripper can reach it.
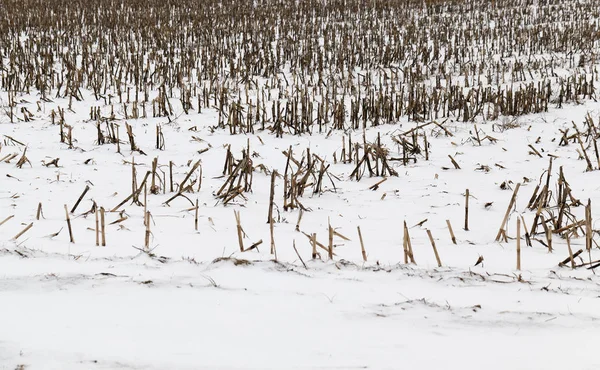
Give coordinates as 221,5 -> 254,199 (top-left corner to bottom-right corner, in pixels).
2,94 -> 600,369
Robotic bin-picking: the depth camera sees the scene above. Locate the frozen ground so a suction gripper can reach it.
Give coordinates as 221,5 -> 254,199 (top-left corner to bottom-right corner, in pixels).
3,87 -> 600,369
3,0 -> 600,367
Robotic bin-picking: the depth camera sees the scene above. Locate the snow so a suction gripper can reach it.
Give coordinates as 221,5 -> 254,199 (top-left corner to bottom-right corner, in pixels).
2,251 -> 600,369
4,12 -> 600,366
2,94 -> 600,369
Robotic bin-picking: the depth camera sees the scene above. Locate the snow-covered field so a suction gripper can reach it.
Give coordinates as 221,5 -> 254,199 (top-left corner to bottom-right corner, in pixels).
3,94 -> 600,369
3,0 -> 600,368
2,250 -> 600,370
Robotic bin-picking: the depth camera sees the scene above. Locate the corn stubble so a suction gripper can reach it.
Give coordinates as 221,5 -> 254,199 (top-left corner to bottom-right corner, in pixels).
0,0 -> 599,270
